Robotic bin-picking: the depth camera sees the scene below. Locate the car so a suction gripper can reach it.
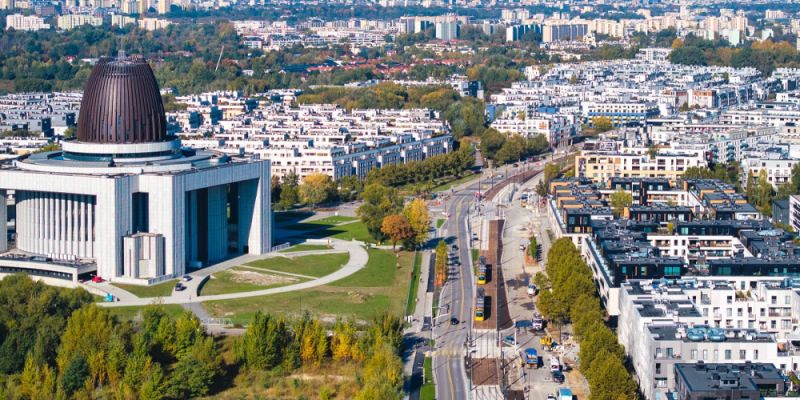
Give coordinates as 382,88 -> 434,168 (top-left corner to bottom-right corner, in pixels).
451,244 -> 459,251
546,395 -> 557,400
182,275 -> 192,282
503,335 -> 516,346
91,276 -> 104,283
551,371 -> 565,384
174,283 -> 186,291
450,317 -> 459,325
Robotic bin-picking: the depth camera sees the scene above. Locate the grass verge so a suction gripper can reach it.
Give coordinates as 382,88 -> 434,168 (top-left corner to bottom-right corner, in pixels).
404,251 -> 423,316
246,253 -> 349,278
420,357 -> 435,400
111,279 -> 177,298
279,244 -> 331,253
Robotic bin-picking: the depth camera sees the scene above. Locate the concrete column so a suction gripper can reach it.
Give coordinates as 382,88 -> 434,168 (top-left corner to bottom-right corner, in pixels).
95,178 -> 130,279
206,184 -> 228,262
246,161 -> 271,254
0,190 -> 6,253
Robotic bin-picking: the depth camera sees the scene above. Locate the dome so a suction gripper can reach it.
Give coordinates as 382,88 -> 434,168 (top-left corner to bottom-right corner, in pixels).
76,56 -> 167,144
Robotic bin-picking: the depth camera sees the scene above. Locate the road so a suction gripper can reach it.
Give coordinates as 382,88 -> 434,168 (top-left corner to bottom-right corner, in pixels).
433,183 -> 477,400
430,149 -> 574,400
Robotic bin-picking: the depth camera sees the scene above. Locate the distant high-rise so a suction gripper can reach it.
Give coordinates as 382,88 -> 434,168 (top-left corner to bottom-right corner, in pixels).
138,0 -> 148,14
157,0 -> 169,14
0,0 -> 15,10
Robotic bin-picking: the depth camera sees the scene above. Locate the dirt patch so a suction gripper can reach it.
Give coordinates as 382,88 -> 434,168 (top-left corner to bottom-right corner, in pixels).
227,269 -> 298,286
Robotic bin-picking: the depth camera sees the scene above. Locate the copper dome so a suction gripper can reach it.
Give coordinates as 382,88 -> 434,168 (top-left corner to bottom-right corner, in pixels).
76,56 -> 167,144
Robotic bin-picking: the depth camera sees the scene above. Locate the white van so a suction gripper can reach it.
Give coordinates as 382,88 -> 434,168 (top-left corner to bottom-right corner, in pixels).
549,357 -> 560,372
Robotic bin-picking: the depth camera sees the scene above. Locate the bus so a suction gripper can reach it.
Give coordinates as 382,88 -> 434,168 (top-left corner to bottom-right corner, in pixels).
475,287 -> 485,322
477,256 -> 487,285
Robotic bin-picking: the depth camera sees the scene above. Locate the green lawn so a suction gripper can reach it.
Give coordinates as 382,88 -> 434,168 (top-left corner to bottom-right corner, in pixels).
279,244 -> 331,253
310,215 -> 357,224
279,216 -> 357,232
420,357 -> 435,400
246,253 -> 349,278
273,210 -> 313,224
301,220 -> 375,243
203,250 -> 415,323
203,290 -> 393,325
330,248 -> 396,287
430,172 -> 480,193
199,268 -> 307,296
106,304 -> 186,321
111,280 -> 177,298
436,219 -> 445,229
404,251 -> 423,316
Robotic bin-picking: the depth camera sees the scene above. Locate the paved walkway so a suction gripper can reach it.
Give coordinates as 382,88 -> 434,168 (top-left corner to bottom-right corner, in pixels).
97,239 -> 369,308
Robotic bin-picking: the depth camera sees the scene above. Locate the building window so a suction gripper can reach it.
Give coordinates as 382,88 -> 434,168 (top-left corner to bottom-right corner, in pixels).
754,350 -> 759,360
702,349 -> 708,360
739,350 -> 746,359
655,363 -> 661,374
666,348 -> 673,358
691,349 -> 697,360
725,350 -> 731,360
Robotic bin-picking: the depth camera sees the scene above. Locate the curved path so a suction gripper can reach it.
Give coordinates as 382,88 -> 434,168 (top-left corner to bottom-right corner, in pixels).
96,239 -> 369,308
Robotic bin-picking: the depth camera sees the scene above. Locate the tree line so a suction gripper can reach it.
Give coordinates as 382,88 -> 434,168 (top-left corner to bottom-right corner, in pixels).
271,145 -> 473,212
0,275 -> 223,399
0,274 -> 406,399
235,311 -> 405,400
534,239 -> 639,400
669,34 -> 800,76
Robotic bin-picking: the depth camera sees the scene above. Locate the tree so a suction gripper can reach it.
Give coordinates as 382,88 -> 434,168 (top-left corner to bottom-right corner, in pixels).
167,335 -> 223,398
543,163 -> 561,186
380,214 -> 414,250
56,304 -> 114,387
535,180 -> 548,198
299,172 -> 335,208
276,172 -> 300,210
528,235 -> 538,261
332,320 -> 358,362
61,355 -> 90,395
357,183 -> 403,242
746,169 -> 775,215
236,311 -> 287,370
609,189 -> 633,217
34,143 -> 60,153
591,116 -> 614,132
403,198 -> 430,247
354,343 -> 403,400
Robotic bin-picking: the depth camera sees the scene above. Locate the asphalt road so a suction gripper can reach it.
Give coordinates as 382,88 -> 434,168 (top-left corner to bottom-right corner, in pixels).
433,179 -> 480,400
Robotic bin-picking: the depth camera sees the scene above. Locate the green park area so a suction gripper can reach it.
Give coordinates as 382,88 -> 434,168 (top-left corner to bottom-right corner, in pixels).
278,243 -> 330,253
199,253 -> 348,295
111,279 -> 177,298
202,249 -> 414,324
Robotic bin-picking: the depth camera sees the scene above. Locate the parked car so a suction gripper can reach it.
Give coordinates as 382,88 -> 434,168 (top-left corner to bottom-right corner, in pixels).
91,276 -> 104,283
175,282 -> 186,291
503,335 -> 516,346
551,370 -> 565,384
182,275 -> 192,282
450,317 -> 459,326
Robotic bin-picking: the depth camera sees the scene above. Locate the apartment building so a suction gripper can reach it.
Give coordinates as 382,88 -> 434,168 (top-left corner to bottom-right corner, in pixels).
56,14 -> 102,30
618,278 -> 800,400
5,13 -> 50,31
576,144 -> 706,183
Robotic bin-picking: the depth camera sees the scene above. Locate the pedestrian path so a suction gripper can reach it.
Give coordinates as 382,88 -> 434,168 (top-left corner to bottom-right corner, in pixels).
97,239 -> 369,308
